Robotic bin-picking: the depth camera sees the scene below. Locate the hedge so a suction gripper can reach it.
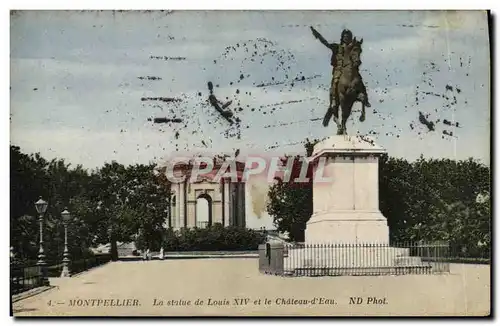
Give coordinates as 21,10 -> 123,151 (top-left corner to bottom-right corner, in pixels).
161,223 -> 266,251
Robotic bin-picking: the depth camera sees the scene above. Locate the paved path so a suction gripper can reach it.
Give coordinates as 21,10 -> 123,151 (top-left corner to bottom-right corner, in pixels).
12,259 -> 490,316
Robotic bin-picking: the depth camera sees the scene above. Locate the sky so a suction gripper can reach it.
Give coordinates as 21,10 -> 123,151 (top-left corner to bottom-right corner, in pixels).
9,10 -> 491,229
10,10 -> 491,170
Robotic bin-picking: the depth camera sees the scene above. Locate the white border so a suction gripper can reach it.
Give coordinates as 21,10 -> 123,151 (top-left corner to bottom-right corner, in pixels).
2,0 -> 498,10
3,1 -> 497,325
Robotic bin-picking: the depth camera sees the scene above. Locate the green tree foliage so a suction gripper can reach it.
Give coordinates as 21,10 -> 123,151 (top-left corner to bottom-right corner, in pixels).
93,162 -> 171,258
266,139 -> 318,242
11,143 -> 491,260
380,155 -> 490,257
11,146 -> 49,258
267,145 -> 491,258
267,175 -> 312,242
10,146 -> 171,262
10,146 -> 95,263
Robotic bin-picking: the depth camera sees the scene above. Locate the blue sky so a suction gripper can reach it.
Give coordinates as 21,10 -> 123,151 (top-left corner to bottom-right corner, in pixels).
10,10 -> 490,169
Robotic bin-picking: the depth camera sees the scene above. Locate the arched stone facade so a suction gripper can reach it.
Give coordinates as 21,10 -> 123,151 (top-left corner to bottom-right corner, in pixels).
195,193 -> 212,228
165,158 -> 246,229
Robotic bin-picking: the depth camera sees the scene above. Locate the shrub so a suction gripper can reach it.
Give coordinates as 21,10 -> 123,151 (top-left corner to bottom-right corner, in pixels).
161,223 -> 266,251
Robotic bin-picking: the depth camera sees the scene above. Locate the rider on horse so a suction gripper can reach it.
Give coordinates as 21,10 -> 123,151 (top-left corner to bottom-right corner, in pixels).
332,30 -> 371,111
311,27 -> 371,122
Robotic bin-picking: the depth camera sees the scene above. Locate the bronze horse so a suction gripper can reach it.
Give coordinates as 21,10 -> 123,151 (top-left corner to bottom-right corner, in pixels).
323,38 -> 369,135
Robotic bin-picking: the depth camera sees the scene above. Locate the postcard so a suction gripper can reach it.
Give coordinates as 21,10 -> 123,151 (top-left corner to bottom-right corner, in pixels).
10,9 -> 491,317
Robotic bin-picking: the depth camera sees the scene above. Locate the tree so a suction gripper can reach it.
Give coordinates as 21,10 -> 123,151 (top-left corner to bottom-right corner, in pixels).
266,139 -> 319,242
10,146 -> 50,255
10,146 -> 172,262
125,163 -> 171,252
266,140 -> 491,254
379,154 -> 491,246
91,162 -> 171,260
10,146 -> 96,262
379,154 -> 421,242
267,177 -> 312,242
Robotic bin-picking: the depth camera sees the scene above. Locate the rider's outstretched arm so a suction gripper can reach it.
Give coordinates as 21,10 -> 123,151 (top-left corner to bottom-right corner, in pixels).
310,26 -> 335,50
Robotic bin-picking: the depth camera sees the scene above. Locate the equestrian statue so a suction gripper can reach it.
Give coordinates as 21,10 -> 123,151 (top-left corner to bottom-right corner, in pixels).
310,27 -> 371,135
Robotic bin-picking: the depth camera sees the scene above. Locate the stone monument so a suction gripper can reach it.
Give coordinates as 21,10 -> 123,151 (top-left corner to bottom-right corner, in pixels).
284,135 -> 424,273
279,29 -> 430,275
305,135 -> 389,244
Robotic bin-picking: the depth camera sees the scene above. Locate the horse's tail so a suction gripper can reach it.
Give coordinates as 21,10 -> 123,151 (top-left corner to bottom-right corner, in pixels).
323,107 -> 334,127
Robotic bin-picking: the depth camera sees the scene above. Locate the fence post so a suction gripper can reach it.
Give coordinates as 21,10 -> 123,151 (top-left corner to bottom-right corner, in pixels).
270,241 -> 284,276
258,244 -> 266,274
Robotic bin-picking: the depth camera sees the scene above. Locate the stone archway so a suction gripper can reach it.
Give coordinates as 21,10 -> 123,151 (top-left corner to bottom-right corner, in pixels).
196,193 -> 213,228
164,157 -> 247,230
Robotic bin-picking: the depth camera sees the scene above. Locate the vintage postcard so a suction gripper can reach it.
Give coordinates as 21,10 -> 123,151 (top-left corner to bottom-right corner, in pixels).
10,10 -> 491,317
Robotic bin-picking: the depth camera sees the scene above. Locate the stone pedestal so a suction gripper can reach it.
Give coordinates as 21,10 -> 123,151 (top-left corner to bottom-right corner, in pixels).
305,135 -> 389,244
279,136 -> 431,275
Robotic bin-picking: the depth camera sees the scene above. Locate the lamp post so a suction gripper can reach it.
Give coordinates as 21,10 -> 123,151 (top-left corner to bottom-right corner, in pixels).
34,197 -> 49,286
60,208 -> 71,277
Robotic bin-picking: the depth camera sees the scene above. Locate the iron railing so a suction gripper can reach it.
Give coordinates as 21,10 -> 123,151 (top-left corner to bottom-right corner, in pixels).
196,221 -> 210,229
445,243 -> 491,264
10,263 -> 43,295
63,254 -> 112,275
260,241 -> 451,277
10,254 -> 112,295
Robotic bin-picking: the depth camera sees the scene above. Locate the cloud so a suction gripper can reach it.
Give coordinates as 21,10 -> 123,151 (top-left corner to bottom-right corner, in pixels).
9,10 -> 490,170
10,127 -> 175,169
419,10 -> 488,33
11,58 -> 146,80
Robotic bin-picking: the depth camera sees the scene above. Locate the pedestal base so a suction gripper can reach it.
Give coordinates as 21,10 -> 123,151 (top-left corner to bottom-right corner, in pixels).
305,210 -> 390,244
283,246 -> 431,276
60,265 -> 71,278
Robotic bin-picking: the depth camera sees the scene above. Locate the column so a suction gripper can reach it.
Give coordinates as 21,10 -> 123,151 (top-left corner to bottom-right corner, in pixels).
170,198 -> 174,228
176,183 -> 181,229
187,200 -> 196,228
231,183 -> 237,226
223,179 -> 230,227
213,201 -> 222,225
165,196 -> 171,229
238,182 -> 246,228
179,181 -> 186,228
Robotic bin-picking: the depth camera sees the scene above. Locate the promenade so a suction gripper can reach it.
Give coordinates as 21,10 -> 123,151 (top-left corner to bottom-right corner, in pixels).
12,259 -> 490,316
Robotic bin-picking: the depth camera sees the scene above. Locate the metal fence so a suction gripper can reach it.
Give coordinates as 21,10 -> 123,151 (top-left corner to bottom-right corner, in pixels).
68,254 -> 112,275
10,254 -> 112,295
196,221 -> 210,229
10,263 -> 43,295
259,241 -> 451,277
446,244 -> 491,264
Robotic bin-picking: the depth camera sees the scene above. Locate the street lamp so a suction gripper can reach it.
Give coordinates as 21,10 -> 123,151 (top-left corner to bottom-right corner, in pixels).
60,208 -> 71,277
34,197 -> 49,286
